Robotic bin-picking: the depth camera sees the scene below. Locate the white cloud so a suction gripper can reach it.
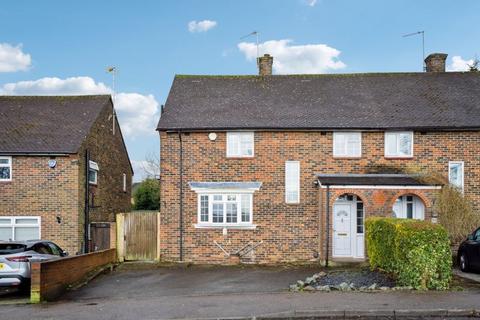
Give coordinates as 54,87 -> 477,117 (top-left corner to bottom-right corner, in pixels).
188,20 -> 217,33
0,76 -> 159,138
0,76 -> 111,95
238,39 -> 346,74
0,43 -> 32,72
306,0 -> 318,6
447,56 -> 474,72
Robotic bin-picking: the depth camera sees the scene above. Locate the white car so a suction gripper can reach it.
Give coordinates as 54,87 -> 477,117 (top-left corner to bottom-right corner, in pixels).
0,240 -> 68,290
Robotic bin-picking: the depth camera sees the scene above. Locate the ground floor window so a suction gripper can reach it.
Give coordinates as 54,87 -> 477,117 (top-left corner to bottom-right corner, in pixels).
0,216 -> 41,241
392,195 -> 424,220
197,193 -> 253,226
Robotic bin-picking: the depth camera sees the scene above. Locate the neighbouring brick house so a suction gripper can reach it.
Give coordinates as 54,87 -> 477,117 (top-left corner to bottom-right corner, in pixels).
0,95 -> 133,254
157,53 -> 480,264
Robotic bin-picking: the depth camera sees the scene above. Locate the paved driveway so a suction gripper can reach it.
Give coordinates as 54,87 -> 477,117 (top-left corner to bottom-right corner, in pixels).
0,263 -> 480,320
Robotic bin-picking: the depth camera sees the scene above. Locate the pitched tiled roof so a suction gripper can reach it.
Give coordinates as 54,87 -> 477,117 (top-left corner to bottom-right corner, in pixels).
0,95 -> 111,154
157,72 -> 480,131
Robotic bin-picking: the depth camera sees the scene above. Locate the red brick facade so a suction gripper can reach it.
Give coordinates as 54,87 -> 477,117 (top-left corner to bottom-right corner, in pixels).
159,130 -> 480,264
0,102 -> 132,254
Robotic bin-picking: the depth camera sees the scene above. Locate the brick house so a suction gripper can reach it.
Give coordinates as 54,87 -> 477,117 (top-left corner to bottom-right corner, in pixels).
157,53 -> 480,264
0,95 -> 133,254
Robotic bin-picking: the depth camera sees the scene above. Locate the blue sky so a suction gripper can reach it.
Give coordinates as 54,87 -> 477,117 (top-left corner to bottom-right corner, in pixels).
1,0 -> 479,181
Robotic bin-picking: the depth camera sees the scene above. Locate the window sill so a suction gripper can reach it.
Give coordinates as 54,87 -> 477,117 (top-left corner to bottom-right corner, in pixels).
332,156 -> 362,159
226,157 -> 255,160
384,156 -> 414,160
194,224 -> 257,230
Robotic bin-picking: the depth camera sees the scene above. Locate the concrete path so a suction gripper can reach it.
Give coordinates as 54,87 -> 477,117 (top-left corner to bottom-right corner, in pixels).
454,268 -> 480,283
0,264 -> 479,320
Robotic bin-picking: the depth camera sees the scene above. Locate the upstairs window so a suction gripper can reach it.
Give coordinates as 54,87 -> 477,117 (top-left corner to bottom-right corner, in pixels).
0,156 -> 12,182
333,132 -> 362,157
285,161 -> 300,204
449,161 -> 464,192
89,160 -> 99,185
227,132 -> 254,157
385,132 -> 413,157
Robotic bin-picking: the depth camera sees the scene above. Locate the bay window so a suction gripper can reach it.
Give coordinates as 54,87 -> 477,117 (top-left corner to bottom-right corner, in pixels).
197,193 -> 253,226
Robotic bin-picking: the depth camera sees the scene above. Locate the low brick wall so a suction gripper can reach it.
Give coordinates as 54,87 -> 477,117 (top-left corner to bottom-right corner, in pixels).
30,249 -> 117,303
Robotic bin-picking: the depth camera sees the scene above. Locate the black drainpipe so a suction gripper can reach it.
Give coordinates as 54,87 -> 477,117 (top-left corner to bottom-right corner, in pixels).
325,184 -> 330,268
178,132 -> 184,262
84,149 -> 90,254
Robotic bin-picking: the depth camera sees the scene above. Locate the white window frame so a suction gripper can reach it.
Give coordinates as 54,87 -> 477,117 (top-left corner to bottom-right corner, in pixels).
384,131 -> 414,158
122,173 -> 127,192
88,160 -> 99,185
333,132 -> 362,157
449,161 -> 464,193
226,132 -> 254,158
285,161 -> 300,204
0,156 -> 12,182
195,193 -> 254,228
0,216 -> 41,241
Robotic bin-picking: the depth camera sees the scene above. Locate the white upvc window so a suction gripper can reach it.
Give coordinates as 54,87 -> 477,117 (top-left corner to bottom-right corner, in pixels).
333,132 -> 362,157
385,132 -> 413,157
226,132 -> 254,157
0,156 -> 12,182
285,161 -> 300,204
0,217 -> 41,241
122,173 -> 127,192
196,193 -> 253,226
89,160 -> 99,185
449,161 -> 464,192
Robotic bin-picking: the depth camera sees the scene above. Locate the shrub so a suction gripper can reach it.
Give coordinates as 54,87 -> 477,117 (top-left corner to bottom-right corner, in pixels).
133,178 -> 160,210
366,217 -> 452,290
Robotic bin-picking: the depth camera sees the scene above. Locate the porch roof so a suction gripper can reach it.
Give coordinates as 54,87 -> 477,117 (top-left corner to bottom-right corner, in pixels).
316,174 -> 439,187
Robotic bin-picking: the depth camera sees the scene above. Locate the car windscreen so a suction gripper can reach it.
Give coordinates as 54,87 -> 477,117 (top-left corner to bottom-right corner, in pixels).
0,244 -> 27,255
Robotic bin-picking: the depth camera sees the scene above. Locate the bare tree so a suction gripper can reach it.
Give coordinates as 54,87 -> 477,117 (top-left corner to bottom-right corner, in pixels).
141,151 -> 160,179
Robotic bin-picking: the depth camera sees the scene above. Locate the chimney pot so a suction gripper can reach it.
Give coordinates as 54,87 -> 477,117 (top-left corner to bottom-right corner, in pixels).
424,53 -> 448,72
257,54 -> 273,76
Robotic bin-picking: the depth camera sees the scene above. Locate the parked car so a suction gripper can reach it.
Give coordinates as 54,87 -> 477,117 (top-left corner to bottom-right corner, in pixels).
458,227 -> 480,272
0,240 -> 68,289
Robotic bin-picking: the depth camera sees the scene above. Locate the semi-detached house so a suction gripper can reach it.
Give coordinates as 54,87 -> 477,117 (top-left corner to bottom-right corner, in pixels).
0,95 -> 132,254
157,53 -> 480,264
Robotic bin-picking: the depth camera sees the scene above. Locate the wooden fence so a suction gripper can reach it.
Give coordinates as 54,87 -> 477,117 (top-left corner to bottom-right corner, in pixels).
116,211 -> 160,261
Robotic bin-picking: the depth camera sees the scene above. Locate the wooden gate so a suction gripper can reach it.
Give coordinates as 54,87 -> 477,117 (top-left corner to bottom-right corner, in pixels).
90,222 -> 111,252
123,212 -> 159,261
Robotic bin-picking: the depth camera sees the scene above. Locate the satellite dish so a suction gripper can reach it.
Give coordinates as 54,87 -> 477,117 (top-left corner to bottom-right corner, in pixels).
208,133 -> 217,141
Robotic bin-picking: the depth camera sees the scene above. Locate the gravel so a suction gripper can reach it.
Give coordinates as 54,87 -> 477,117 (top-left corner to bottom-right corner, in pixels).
316,269 -> 396,288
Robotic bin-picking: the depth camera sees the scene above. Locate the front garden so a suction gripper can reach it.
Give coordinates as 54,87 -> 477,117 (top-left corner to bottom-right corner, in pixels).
291,217 -> 453,292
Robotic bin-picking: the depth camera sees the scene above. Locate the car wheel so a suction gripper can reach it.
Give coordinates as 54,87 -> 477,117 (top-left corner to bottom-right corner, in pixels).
459,252 -> 469,272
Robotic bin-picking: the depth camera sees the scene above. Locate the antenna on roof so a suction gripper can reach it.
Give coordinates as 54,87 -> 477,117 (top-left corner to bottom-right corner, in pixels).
106,66 -> 117,135
240,31 -> 260,58
402,31 -> 425,71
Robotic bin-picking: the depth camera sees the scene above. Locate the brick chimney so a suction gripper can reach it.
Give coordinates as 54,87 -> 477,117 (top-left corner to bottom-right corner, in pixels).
424,53 -> 448,72
257,54 -> 273,76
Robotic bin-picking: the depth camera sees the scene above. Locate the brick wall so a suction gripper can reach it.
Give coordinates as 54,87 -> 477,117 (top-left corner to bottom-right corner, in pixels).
30,249 -> 116,302
0,155 -> 81,254
159,130 -> 480,264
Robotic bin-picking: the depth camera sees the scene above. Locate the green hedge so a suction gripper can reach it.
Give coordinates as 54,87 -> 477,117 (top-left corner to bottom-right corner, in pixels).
365,217 -> 452,290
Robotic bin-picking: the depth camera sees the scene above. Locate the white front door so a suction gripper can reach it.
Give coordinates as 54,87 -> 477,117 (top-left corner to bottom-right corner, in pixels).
333,203 -> 352,257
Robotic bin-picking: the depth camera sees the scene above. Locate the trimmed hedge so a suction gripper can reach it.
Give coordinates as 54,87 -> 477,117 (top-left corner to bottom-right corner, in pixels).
365,217 -> 452,290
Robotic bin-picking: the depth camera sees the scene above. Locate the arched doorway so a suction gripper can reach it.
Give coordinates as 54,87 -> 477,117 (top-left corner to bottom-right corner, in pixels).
392,194 -> 425,220
332,194 -> 364,259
